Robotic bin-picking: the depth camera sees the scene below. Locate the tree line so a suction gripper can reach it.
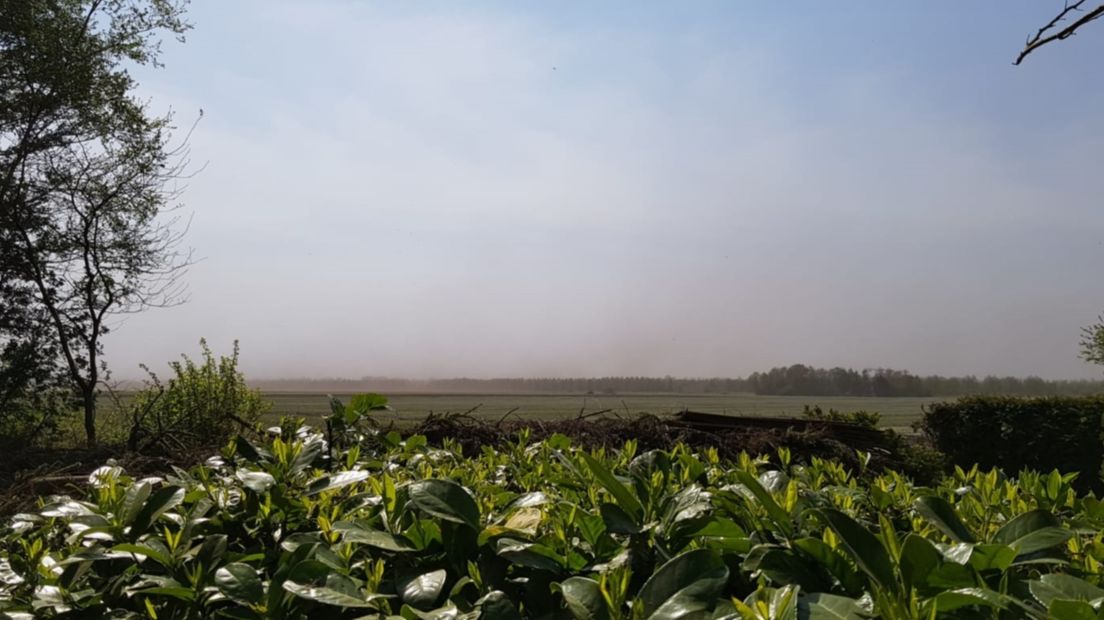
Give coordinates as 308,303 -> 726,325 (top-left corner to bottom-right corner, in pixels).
746,365 -> 1104,397
254,366 -> 1104,397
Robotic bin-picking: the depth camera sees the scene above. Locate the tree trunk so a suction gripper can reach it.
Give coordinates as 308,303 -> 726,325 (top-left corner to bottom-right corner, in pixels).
82,389 -> 97,447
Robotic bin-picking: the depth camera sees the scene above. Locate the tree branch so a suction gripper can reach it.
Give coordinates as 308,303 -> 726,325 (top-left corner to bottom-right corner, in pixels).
1016,1 -> 1104,64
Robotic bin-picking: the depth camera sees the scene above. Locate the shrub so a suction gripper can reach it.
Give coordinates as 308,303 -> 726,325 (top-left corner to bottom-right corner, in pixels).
801,404 -> 881,428
0,340 -> 73,446
1,413 -> 1102,618
124,339 -> 269,452
919,395 -> 1104,491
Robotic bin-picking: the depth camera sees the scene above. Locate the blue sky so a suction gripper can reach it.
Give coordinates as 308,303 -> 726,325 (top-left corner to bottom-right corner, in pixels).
108,1 -> 1104,379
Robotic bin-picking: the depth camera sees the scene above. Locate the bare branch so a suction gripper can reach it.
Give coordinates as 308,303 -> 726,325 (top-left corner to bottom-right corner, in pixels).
1016,1 -> 1104,64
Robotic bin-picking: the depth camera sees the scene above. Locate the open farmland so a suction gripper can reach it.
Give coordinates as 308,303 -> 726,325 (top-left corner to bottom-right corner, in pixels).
262,392 -> 935,431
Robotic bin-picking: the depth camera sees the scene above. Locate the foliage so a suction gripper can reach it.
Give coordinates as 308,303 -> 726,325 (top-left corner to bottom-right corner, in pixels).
750,366 -> 931,397
123,340 -> 270,453
0,337 -> 72,445
1082,315 -> 1104,367
0,0 -> 193,446
920,395 -> 1104,493
2,399 -> 1104,618
801,405 -> 881,429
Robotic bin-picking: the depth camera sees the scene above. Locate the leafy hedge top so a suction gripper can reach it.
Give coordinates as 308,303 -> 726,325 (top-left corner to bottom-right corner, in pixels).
2,416 -> 1104,619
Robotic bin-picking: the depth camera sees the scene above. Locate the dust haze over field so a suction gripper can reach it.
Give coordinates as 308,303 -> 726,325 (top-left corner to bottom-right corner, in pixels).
104,2 -> 1104,381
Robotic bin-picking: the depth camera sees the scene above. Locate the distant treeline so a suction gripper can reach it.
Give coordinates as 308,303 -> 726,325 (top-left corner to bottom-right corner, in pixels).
747,365 -> 1104,397
253,366 -> 1104,397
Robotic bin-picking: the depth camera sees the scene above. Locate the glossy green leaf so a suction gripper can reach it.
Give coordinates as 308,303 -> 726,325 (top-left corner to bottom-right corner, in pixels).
816,509 -> 895,592
993,510 -> 1072,556
216,562 -> 264,606
898,534 -> 941,590
400,569 -> 447,609
129,485 -> 185,536
305,470 -> 369,496
797,593 -> 867,619
283,576 -> 389,608
913,496 -> 977,543
1030,574 -> 1104,607
599,502 -> 642,535
933,588 -> 1012,612
495,538 -> 564,573
638,548 -> 729,619
734,470 -> 793,537
333,521 -> 415,551
479,591 -> 522,620
236,471 -> 275,494
580,452 -> 643,520
408,479 -> 481,530
560,577 -> 609,620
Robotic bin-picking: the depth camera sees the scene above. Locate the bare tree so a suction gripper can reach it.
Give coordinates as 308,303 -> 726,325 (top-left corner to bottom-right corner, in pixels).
0,1 -> 193,446
1016,1 -> 1104,64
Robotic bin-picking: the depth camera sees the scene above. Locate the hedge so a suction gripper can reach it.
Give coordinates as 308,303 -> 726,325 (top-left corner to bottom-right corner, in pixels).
920,395 -> 1104,491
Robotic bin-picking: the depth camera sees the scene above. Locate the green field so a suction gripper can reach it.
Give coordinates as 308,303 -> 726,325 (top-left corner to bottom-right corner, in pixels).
264,392 -> 936,431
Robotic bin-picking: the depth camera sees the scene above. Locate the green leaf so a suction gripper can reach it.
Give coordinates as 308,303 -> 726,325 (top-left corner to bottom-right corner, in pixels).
350,393 -> 389,413
744,545 -> 831,592
495,538 -> 565,573
913,496 -> 977,543
112,543 -> 174,568
130,485 -> 185,537
216,563 -> 264,606
579,452 -> 643,520
898,534 -> 941,590
333,521 -> 415,551
283,577 -> 389,608
792,537 -> 864,595
933,588 -> 1012,612
637,548 -> 729,619
599,502 -> 642,535
195,534 -> 228,570
400,569 -> 447,609
992,510 -> 1072,556
1030,574 -> 1104,607
407,479 -> 481,530
134,586 -> 197,602
1048,599 -> 1101,620
690,517 -> 746,539
734,470 -> 793,537
816,509 -> 895,592
967,544 -> 1017,572
797,593 -> 867,619
560,577 -> 609,620
305,470 -> 369,496
479,591 -> 522,620
120,482 -> 152,526
236,471 -> 276,494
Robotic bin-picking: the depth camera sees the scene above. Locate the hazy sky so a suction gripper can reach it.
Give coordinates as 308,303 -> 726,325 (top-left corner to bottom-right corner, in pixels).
107,1 -> 1104,380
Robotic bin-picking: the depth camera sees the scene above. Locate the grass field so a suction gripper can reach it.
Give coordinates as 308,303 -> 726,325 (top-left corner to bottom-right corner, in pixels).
264,392 -> 937,431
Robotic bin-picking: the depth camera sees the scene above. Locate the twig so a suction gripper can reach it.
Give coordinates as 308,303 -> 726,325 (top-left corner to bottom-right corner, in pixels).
1016,1 -> 1104,64
495,407 -> 519,427
576,408 -> 613,420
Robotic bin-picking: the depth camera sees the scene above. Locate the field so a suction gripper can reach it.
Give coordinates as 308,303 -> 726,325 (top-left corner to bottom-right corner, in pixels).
263,392 -> 936,431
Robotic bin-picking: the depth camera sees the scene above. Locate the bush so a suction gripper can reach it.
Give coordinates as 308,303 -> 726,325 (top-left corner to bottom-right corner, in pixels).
2,415 -> 1103,618
124,339 -> 269,452
919,395 -> 1104,491
0,340 -> 73,446
801,404 -> 881,428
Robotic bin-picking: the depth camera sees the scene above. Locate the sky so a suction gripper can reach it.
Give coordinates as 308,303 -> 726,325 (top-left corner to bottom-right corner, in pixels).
106,1 -> 1104,380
